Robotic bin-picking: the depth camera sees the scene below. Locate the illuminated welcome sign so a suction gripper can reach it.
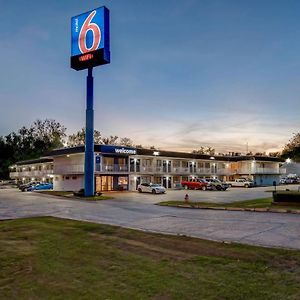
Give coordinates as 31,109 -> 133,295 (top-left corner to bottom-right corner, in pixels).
100,145 -> 137,155
71,6 -> 110,71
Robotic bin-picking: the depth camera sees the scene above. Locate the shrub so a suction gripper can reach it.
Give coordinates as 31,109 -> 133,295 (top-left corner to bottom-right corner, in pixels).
273,191 -> 300,203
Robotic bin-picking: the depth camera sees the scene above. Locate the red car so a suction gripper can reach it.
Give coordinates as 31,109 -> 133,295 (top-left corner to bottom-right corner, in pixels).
181,179 -> 208,190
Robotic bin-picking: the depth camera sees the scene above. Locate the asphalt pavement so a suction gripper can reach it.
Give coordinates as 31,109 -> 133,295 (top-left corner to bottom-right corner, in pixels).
1,187 -> 300,250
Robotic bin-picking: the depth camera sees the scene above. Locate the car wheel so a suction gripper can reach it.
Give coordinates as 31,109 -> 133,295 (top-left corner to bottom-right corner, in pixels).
138,188 -> 142,193
216,185 -> 222,191
244,184 -> 249,188
152,189 -> 156,194
202,186 -> 207,191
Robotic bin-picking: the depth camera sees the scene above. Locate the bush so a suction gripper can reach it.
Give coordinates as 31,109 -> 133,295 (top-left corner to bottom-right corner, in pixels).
73,189 -> 102,197
273,191 -> 300,203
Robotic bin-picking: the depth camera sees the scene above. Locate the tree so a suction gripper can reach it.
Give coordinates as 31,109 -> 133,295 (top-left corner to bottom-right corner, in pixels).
0,119 -> 66,179
135,144 -> 143,148
192,147 -> 205,154
119,137 -> 134,147
192,146 -> 215,155
101,135 -> 119,145
68,128 -> 102,147
282,133 -> 300,161
269,152 -> 281,158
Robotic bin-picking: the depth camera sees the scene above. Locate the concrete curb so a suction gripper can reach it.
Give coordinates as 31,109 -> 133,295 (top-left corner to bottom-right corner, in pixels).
165,204 -> 300,214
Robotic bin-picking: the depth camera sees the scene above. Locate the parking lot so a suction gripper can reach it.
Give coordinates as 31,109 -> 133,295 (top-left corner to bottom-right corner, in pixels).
1,185 -> 300,249
109,184 -> 300,204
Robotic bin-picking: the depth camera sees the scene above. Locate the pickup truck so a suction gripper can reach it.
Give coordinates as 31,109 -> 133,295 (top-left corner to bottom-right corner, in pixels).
226,178 -> 254,188
181,179 -> 208,190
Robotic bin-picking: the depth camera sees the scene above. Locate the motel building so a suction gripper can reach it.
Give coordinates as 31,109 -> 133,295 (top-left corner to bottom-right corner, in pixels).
9,145 -> 286,192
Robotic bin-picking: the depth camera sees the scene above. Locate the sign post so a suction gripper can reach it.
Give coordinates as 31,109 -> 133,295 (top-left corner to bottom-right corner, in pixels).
71,7 -> 110,197
84,67 -> 94,196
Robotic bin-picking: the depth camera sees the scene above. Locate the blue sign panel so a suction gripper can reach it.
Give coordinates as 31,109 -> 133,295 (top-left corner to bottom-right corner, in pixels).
100,145 -> 137,155
71,6 -> 110,71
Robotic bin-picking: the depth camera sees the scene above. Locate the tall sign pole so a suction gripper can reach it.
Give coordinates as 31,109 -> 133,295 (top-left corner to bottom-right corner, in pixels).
84,67 -> 94,196
71,7 -> 110,197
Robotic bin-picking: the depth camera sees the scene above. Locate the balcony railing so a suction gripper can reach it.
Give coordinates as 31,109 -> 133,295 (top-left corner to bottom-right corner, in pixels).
236,167 -> 286,175
99,164 -> 128,172
135,167 -> 233,175
54,164 -> 129,174
54,164 -> 84,174
10,170 -> 54,178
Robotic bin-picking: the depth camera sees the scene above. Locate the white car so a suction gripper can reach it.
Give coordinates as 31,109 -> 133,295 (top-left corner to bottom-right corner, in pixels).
137,183 -> 166,194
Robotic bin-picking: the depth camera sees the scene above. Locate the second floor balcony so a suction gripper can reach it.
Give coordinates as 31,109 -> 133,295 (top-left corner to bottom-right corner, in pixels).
10,169 -> 54,178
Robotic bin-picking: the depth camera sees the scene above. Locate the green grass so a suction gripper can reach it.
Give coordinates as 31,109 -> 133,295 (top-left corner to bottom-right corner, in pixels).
36,190 -> 114,201
1,217 -> 300,299
159,197 -> 300,211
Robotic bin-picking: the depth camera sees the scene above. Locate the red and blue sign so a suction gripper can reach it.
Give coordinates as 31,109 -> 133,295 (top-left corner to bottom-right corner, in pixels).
71,6 -> 110,71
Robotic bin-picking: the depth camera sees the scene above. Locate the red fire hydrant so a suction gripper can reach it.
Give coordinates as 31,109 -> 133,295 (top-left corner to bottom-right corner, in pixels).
184,194 -> 189,203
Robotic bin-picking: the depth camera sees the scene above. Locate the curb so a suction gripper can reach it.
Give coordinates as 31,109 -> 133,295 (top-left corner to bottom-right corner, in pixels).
163,204 -> 300,214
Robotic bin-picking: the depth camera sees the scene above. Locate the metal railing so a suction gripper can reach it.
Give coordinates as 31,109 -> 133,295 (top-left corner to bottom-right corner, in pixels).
10,170 -> 54,178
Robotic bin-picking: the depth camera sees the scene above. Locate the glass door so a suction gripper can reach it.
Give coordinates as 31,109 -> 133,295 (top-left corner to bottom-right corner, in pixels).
101,176 -> 113,191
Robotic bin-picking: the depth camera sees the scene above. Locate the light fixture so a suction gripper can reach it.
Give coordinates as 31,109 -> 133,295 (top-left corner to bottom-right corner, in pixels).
67,155 -> 70,158
153,151 -> 159,156
286,158 -> 292,164
210,157 -> 215,160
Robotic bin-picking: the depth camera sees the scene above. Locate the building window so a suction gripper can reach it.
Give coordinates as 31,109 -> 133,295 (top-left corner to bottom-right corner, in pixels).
72,176 -> 77,180
65,176 -> 70,180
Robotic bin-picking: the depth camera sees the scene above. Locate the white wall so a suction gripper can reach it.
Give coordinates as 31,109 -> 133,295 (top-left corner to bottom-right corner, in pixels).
53,175 -> 84,191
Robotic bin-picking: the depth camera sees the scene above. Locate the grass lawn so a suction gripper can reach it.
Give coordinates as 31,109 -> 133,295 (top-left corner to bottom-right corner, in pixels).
1,217 -> 300,299
36,190 -> 114,201
159,197 -> 300,212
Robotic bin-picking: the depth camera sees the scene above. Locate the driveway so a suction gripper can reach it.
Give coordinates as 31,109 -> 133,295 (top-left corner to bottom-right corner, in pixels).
109,184 -> 300,204
1,187 -> 300,250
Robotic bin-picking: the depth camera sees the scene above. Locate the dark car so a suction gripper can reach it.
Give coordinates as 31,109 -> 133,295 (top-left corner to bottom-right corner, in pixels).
205,178 -> 228,191
19,181 -> 40,192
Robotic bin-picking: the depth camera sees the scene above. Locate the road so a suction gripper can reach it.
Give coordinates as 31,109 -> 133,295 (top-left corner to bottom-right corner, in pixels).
1,188 -> 300,250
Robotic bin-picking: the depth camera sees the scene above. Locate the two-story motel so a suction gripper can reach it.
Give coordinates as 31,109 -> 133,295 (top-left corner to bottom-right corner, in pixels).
9,145 -> 286,192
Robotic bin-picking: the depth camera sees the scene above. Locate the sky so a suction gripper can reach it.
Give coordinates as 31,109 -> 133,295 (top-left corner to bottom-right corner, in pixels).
1,0 -> 300,154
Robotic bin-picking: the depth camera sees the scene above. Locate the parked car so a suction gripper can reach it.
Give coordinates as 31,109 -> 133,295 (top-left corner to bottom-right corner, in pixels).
205,179 -> 229,191
26,183 -> 53,192
19,181 -> 40,191
280,175 -> 299,184
226,178 -> 254,188
181,178 -> 208,190
137,183 -> 166,194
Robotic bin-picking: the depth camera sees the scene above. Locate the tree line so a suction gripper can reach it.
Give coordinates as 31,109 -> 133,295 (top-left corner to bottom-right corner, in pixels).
1,119 -> 299,179
0,119 -> 135,179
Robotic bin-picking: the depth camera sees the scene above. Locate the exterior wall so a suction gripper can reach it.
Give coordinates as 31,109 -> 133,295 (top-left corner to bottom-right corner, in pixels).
10,147 -> 286,190
54,154 -> 84,174
253,174 -> 280,186
53,175 -> 84,191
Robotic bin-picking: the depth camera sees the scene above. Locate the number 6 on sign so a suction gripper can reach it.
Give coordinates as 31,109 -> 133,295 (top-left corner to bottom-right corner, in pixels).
71,6 -> 110,71
78,11 -> 101,54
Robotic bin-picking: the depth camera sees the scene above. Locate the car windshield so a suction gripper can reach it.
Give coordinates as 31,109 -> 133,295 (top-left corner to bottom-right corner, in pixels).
150,184 -> 161,187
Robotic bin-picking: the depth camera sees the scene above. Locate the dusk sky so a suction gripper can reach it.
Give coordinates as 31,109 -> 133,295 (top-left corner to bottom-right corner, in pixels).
1,0 -> 300,154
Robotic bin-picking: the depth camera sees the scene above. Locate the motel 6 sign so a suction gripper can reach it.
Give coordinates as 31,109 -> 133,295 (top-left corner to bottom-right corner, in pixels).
71,6 -> 110,71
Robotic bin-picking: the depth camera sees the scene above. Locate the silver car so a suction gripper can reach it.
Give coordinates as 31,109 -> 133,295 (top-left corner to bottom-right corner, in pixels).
137,183 -> 166,194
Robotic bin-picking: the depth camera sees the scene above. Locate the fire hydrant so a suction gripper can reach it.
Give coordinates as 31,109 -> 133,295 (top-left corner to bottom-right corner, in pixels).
184,194 -> 189,203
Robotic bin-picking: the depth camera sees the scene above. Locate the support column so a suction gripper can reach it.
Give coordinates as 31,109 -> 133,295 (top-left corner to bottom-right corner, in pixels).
84,67 -> 94,197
